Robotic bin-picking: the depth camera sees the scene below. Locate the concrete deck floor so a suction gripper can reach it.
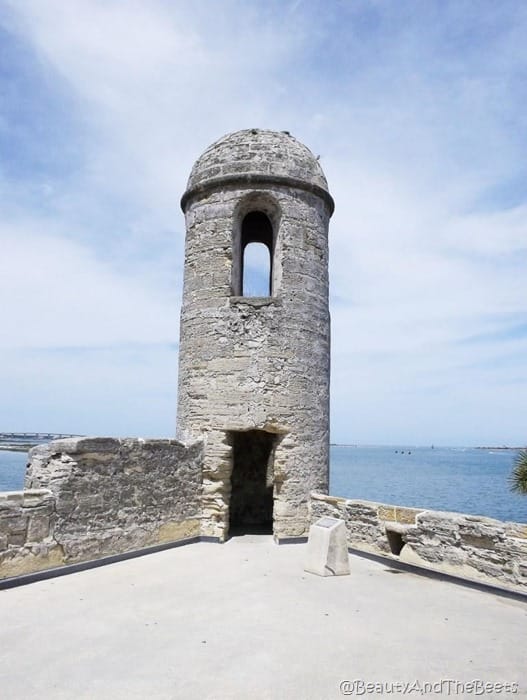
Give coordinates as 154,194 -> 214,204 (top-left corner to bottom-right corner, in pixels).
1,536 -> 526,700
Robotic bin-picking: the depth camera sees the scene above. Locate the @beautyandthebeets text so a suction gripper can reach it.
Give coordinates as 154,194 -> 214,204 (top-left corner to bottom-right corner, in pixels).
339,679 -> 519,696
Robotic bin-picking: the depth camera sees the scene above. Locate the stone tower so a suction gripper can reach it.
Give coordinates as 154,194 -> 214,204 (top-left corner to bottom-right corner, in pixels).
177,129 -> 334,541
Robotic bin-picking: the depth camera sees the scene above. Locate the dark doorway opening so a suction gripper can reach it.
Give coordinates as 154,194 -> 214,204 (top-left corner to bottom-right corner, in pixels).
229,430 -> 275,535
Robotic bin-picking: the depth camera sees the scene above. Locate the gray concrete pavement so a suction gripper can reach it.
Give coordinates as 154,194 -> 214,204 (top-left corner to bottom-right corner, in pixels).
1,535 -> 526,699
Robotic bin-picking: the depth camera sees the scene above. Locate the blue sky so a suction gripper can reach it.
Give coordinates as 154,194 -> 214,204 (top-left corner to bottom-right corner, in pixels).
0,0 -> 526,445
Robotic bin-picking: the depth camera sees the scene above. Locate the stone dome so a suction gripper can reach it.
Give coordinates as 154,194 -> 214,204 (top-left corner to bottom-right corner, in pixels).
183,129 -> 331,206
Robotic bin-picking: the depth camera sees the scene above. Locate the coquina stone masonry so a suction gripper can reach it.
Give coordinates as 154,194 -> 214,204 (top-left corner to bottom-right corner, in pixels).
0,437 -> 202,579
311,493 -> 527,592
4,129 -> 524,593
177,129 -> 334,541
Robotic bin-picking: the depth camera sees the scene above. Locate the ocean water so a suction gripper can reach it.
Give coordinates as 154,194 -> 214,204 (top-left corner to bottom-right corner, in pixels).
1,445 -> 526,524
0,451 -> 28,492
330,445 -> 527,524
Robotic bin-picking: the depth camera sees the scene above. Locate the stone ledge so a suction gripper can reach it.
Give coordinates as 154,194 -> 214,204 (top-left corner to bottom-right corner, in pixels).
311,493 -> 527,592
385,521 -> 416,535
29,436 -> 192,458
181,173 -> 335,214
311,492 -> 346,505
229,296 -> 282,308
0,489 -> 54,507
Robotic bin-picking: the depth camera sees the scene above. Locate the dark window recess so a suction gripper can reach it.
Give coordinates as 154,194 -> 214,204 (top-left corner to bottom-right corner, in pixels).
386,529 -> 406,556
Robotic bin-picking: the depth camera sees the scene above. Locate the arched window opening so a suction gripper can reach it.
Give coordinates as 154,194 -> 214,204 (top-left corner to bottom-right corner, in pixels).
243,243 -> 271,297
239,211 -> 274,297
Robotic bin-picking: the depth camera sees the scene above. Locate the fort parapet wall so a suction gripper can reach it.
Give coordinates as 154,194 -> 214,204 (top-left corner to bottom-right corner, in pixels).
2,442 -> 527,592
311,493 -> 527,592
0,437 -> 202,579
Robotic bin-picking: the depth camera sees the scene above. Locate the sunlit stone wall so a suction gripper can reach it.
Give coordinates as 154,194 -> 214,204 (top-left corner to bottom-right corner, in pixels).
0,437 -> 203,579
311,493 -> 527,592
177,129 -> 334,540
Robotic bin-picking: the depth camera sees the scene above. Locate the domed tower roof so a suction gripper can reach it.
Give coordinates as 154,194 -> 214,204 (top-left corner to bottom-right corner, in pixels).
181,128 -> 333,213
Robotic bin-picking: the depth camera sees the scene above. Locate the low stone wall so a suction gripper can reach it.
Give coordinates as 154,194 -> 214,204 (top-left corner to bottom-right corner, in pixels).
0,489 -> 63,578
1,437 -> 203,579
311,493 -> 527,592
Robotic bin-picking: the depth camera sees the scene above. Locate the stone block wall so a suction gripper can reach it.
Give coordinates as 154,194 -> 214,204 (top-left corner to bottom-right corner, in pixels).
177,129 -> 332,541
311,493 -> 527,592
177,183 -> 331,540
0,489 -> 62,578
0,437 -> 203,579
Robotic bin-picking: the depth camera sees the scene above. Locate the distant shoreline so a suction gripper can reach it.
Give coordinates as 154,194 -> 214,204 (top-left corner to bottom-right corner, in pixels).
330,443 -> 525,450
0,444 -> 34,452
475,446 -> 525,451
4,442 -> 526,453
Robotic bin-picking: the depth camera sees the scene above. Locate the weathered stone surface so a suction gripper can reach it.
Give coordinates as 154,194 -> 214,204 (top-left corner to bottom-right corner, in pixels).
304,517 -> 350,577
1,438 -> 203,578
378,505 -> 396,521
26,513 -> 51,542
394,507 -> 420,524
310,493 -> 527,592
177,129 -> 333,540
0,543 -> 64,578
0,490 -> 58,575
184,129 -> 331,200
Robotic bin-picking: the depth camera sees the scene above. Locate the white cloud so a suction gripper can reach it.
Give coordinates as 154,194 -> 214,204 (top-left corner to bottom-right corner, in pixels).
0,344 -> 178,436
0,219 -> 177,348
5,0 -> 304,217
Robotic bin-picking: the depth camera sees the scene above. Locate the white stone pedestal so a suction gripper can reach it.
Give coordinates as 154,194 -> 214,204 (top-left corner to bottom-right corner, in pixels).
304,517 -> 350,577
